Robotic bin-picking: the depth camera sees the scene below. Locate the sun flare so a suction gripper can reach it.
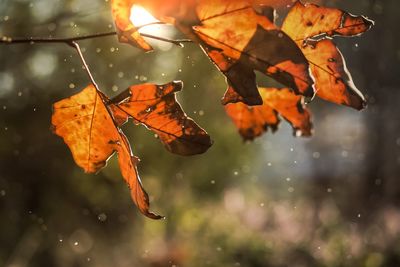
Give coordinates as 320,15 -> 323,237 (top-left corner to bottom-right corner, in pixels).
129,5 -> 160,35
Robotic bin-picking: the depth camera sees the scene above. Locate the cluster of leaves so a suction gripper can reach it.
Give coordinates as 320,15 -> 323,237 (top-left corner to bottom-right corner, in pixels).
52,0 -> 373,218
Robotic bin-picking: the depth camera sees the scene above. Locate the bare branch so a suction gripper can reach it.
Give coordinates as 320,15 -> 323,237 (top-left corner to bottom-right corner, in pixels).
0,31 -> 192,47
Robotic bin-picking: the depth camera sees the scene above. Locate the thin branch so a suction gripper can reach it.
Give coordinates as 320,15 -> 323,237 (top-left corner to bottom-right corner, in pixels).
0,31 -> 192,47
71,41 -> 99,91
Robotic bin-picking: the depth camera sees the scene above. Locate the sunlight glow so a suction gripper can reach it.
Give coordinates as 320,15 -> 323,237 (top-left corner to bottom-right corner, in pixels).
129,5 -> 176,51
129,5 -> 160,35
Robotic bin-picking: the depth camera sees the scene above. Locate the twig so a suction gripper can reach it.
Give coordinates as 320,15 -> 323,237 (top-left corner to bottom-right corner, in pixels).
70,41 -> 100,92
0,31 -> 192,47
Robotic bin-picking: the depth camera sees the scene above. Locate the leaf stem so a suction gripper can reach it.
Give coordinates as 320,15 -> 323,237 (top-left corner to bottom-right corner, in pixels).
70,41 -> 100,92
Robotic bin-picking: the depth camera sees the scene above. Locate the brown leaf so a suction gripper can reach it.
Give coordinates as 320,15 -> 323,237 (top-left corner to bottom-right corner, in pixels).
282,1 -> 373,41
52,85 -> 162,219
301,39 -> 366,109
112,81 -> 212,156
111,0 -> 154,51
111,0 -> 314,105
225,87 -> 312,140
282,1 -> 373,109
190,0 -> 314,104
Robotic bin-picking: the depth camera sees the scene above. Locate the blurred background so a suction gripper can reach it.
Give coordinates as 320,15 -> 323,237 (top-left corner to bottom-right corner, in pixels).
0,0 -> 399,266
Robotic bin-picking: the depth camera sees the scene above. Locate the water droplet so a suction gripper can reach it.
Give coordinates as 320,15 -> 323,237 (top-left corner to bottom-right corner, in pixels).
69,83 -> 75,89
98,213 -> 107,222
312,152 -> 320,159
74,241 -> 79,246
288,187 -> 295,193
210,180 -> 215,184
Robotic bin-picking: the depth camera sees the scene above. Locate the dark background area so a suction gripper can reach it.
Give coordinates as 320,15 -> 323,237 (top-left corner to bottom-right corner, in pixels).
1,0 -> 400,266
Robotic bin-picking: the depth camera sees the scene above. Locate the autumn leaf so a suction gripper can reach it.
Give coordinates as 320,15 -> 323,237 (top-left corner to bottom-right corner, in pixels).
112,0 -> 154,51
186,0 -> 315,105
281,1 -> 374,110
225,87 -> 312,140
112,0 -> 315,106
51,84 -> 163,219
110,81 -> 212,156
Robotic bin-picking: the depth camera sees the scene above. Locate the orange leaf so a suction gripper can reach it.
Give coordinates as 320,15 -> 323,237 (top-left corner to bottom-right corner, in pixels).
190,0 -> 314,104
52,85 -> 162,219
112,81 -> 212,156
282,1 -> 373,41
301,39 -> 366,109
282,1 -> 373,109
111,0 -> 153,51
225,87 -> 312,140
111,0 -> 314,105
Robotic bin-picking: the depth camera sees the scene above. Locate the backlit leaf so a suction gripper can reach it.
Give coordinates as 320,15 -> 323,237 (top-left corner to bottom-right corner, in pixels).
282,1 -> 373,109
225,87 -> 312,140
111,81 -> 212,156
52,85 -> 163,219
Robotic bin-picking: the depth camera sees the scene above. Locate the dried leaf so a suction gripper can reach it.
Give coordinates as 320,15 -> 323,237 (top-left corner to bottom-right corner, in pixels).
282,1 -> 373,109
52,85 -> 162,219
225,87 -> 312,140
112,0 -> 154,51
190,0 -> 314,104
112,81 -> 212,156
111,0 -> 315,105
282,1 -> 373,41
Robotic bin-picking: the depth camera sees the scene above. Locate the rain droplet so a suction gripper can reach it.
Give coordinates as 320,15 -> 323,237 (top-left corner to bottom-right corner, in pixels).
312,152 -> 320,159
98,213 -> 107,222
